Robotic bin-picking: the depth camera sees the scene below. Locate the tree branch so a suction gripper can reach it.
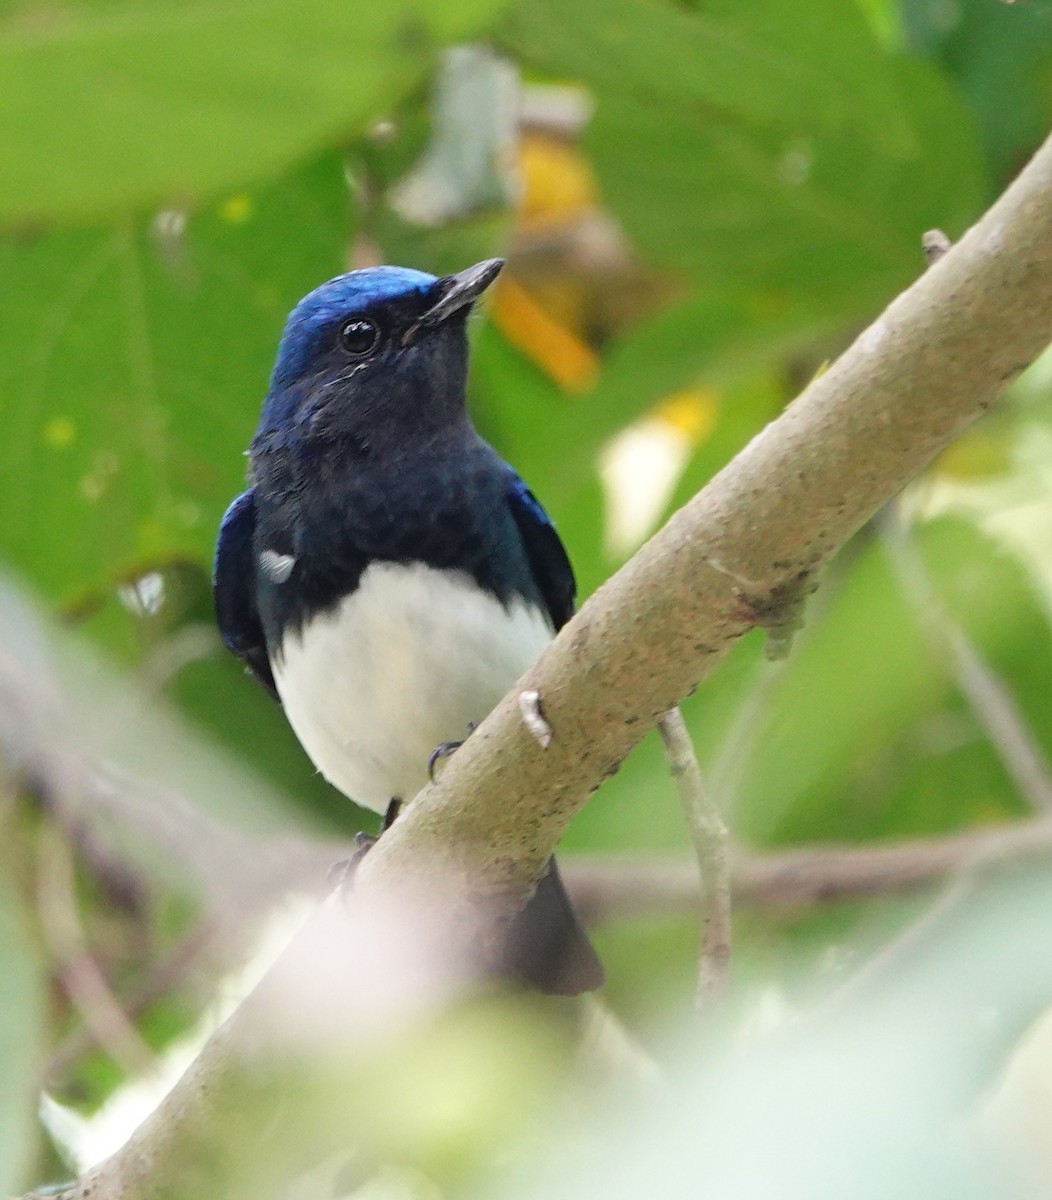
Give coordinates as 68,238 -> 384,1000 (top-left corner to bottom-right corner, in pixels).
880,507 -> 1052,813
566,813 -> 1052,922
29,130 -> 1052,1199
358,127 -> 1052,909
657,709 -> 731,1012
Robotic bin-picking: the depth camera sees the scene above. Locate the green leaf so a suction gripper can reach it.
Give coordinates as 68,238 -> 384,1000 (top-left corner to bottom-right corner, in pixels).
470,292 -> 827,517
734,517 -> 1045,845
586,58 -> 982,310
0,0 -> 505,227
504,0 -> 917,157
0,155 -> 347,602
904,0 -> 1052,184
505,0 -> 984,314
0,871 -> 44,1193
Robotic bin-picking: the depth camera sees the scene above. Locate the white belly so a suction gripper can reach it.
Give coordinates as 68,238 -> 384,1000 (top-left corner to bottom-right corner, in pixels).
272,561 -> 553,813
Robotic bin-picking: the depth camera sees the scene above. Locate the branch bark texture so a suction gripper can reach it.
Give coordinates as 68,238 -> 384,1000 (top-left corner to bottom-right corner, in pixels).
29,131 -> 1052,1200
362,130 -> 1052,906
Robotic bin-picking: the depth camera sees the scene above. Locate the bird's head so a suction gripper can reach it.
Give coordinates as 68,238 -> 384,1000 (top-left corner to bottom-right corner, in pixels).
255,258 -> 503,450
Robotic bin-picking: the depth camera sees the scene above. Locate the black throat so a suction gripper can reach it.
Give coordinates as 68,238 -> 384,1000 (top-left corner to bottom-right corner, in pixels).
248,422 -> 544,655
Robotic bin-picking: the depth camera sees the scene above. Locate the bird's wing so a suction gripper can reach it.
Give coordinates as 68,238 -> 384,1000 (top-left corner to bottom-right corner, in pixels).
213,489 -> 279,700
505,471 -> 576,631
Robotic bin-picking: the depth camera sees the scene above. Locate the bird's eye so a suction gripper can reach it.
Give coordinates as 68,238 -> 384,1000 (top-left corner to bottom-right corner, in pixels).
338,318 -> 381,358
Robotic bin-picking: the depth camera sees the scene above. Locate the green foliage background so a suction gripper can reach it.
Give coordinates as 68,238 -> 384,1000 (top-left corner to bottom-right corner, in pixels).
3,0 -> 1052,1190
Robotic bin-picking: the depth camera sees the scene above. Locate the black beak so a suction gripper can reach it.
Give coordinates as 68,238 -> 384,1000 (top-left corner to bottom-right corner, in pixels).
419,258 -> 504,326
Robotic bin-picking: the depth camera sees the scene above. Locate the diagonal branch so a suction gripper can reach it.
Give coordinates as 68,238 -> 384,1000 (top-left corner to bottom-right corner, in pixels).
880,507 -> 1052,813
360,128 -> 1052,909
31,129 -> 1052,1200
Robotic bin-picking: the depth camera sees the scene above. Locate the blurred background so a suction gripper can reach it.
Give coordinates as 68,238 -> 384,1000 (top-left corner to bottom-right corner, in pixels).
5,0 -> 1052,1195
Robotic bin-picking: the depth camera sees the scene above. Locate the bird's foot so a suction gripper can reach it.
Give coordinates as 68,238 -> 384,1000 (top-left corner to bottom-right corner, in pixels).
427,722 -> 478,782
329,798 -> 402,894
427,740 -> 463,781
327,828 -> 378,885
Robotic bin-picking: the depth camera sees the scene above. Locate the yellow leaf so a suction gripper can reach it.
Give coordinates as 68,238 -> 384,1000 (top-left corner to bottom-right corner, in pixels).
516,132 -> 597,226
655,389 -> 720,444
492,275 -> 598,393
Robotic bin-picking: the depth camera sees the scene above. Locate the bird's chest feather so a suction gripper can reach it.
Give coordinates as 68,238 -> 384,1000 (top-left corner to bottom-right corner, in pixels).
272,561 -> 553,813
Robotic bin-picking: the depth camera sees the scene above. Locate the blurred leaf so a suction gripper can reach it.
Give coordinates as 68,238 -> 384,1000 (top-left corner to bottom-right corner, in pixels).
930,417 -> 1016,483
470,293 -> 830,520
564,294 -> 832,472
665,368 -> 786,520
0,869 -> 44,1193
592,915 -> 699,1034
856,0 -> 901,46
504,0 -> 917,156
0,0 -> 505,227
491,276 -> 599,393
172,646 -> 370,833
734,516 -> 1046,845
516,132 -> 598,225
390,45 -> 518,226
506,0 -> 983,313
586,58 -> 981,309
903,0 -> 1052,183
0,155 -> 347,603
521,874 -> 1052,1200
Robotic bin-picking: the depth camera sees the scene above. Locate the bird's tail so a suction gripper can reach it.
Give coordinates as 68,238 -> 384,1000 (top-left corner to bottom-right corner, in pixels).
497,857 -> 604,995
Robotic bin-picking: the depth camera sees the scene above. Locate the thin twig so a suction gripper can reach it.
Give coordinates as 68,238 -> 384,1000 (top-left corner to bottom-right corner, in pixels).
36,823 -> 157,1080
818,792 -> 1052,1007
657,709 -> 730,1012
824,876 -> 975,1011
707,658 -> 785,819
825,504 -> 1052,999
44,919 -> 220,1087
880,507 -> 1052,813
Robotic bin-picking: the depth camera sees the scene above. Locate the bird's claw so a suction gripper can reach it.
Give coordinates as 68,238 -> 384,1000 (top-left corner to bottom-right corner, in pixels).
427,722 -> 479,782
328,799 -> 401,895
428,740 -> 463,781
327,837 -> 373,895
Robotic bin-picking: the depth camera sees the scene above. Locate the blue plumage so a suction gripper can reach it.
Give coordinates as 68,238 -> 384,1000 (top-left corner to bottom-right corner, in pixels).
265,267 -> 435,395
214,490 -> 276,698
213,258 -> 602,994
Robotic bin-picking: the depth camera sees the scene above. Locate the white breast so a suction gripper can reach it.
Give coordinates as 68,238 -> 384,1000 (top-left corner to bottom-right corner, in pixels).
272,561 -> 554,813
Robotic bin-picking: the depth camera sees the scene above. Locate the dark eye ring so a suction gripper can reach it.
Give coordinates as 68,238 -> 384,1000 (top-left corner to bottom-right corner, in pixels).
339,318 -> 381,358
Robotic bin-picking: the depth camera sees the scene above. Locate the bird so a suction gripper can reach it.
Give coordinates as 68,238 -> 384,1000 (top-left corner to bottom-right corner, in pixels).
213,258 -> 603,995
